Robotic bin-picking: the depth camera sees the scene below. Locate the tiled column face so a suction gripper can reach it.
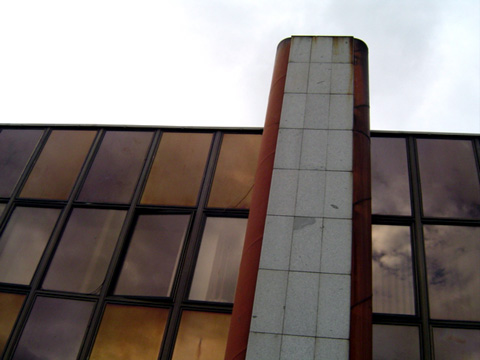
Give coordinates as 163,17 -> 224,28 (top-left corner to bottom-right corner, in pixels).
247,36 -> 354,360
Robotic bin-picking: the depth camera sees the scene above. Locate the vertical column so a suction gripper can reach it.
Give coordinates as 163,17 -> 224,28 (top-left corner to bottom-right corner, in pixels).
246,36 -> 355,360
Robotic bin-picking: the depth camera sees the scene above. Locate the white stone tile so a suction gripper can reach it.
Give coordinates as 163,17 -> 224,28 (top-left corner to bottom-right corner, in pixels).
311,37 -> 333,63
280,93 -> 306,129
267,169 -> 298,216
295,170 -> 326,217
290,217 -> 323,272
280,335 -> 315,360
315,338 -> 349,360
331,64 -> 353,94
304,94 -> 329,129
283,271 -> 320,336
307,63 -> 331,94
324,171 -> 352,219
290,37 -> 312,63
250,269 -> 288,334
274,129 -> 302,169
285,62 -> 309,93
259,215 -> 294,271
329,95 -> 353,130
246,332 -> 281,360
300,130 -> 328,170
320,219 -> 352,275
326,130 -> 352,171
332,37 -> 353,63
316,273 -> 351,339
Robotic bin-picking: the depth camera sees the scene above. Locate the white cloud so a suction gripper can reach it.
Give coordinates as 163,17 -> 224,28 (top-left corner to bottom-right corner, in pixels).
0,0 -> 478,132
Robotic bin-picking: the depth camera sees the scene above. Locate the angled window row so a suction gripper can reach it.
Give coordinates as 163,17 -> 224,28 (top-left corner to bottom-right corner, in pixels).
371,133 -> 480,360
0,127 -> 262,360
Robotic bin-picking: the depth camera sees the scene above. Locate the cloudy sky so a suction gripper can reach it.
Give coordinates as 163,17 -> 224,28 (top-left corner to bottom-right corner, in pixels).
0,0 -> 478,133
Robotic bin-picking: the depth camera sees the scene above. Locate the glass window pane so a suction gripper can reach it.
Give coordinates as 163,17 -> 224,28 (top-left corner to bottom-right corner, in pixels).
371,137 -> 411,215
0,292 -> 25,354
0,207 -> 60,285
424,225 -> 480,321
13,297 -> 93,360
90,304 -> 168,360
78,131 -> 153,204
115,214 -> 189,297
141,132 -> 212,206
417,139 -> 480,218
208,134 -> 262,209
372,225 -> 415,315
42,208 -> 126,294
20,130 -> 96,200
189,217 -> 247,303
171,311 -> 231,360
373,325 -> 420,360
0,129 -> 43,197
433,328 -> 480,360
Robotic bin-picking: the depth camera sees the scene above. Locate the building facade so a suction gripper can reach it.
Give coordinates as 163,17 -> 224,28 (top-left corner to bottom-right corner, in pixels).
0,36 -> 478,359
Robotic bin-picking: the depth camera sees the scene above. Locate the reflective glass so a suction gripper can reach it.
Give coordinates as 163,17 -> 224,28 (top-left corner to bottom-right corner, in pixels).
141,132 -> 212,206
13,297 -> 93,360
0,292 -> 25,354
371,137 -> 411,215
424,225 -> 480,321
0,207 -> 60,285
208,134 -> 262,209
78,131 -> 153,204
190,217 -> 247,303
0,129 -> 43,197
373,325 -> 420,360
417,139 -> 480,218
171,311 -> 231,360
20,130 -> 96,200
115,214 -> 189,297
42,208 -> 126,294
0,204 -> 5,216
372,225 -> 415,315
90,304 -> 168,360
433,328 -> 480,360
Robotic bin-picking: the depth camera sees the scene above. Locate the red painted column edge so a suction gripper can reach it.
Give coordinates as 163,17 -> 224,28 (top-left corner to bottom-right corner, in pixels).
350,38 -> 372,360
224,38 -> 291,360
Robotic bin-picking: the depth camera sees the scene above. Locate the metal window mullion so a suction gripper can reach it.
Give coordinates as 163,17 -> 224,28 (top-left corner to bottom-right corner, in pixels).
407,136 -> 433,360
2,128 -> 105,360
159,131 -> 223,360
77,129 -> 162,360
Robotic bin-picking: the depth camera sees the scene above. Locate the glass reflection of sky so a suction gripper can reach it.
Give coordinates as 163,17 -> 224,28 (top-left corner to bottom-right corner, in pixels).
417,139 -> 480,219
433,328 -> 480,360
424,225 -> 480,321
373,325 -> 420,360
371,137 -> 411,215
372,225 -> 415,315
78,131 -> 153,204
0,129 -> 43,197
13,297 -> 93,360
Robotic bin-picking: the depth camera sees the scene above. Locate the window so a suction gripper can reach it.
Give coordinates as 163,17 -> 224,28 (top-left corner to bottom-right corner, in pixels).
0,127 -> 261,359
371,133 -> 480,360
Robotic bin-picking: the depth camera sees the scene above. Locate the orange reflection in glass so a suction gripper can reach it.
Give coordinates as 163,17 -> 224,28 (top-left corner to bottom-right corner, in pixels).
0,292 -> 25,353
171,311 -> 231,360
20,130 -> 96,200
141,133 -> 212,206
208,134 -> 262,209
90,305 -> 168,360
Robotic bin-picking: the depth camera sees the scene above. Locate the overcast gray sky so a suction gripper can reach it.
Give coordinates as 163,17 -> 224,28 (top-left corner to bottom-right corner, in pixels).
1,0 -> 478,133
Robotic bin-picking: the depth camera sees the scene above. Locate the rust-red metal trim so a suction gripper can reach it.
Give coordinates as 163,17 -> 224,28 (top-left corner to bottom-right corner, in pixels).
350,38 -> 372,360
224,38 -> 291,360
